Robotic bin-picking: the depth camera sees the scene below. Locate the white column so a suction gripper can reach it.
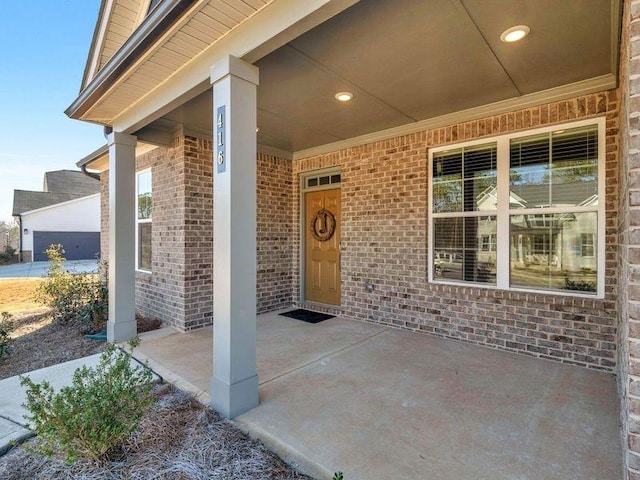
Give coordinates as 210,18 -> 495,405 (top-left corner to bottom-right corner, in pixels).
107,132 -> 137,343
210,55 -> 259,418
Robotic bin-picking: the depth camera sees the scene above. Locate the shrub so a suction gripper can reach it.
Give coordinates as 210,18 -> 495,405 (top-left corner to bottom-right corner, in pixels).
20,341 -> 154,464
0,245 -> 16,264
0,311 -> 15,362
333,472 -> 344,480
564,277 -> 596,292
36,245 -> 108,332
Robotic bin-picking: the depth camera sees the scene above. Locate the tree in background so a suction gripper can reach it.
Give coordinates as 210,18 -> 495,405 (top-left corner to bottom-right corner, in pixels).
0,220 -> 19,250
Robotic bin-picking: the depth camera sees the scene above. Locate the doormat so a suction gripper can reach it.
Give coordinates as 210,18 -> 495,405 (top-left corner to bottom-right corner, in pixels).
280,309 -> 335,324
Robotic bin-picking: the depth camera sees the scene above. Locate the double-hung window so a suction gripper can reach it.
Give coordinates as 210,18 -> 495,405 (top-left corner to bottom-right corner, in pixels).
136,169 -> 152,272
429,118 -> 604,297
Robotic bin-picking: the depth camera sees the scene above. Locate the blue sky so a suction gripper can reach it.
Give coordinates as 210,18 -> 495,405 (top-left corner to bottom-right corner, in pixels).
0,1 -> 105,222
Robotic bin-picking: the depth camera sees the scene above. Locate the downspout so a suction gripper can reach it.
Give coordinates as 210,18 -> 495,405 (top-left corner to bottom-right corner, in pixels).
17,215 -> 22,263
81,163 -> 101,181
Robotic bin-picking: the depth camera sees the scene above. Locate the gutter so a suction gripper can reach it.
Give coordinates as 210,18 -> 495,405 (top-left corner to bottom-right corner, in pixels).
65,0 -> 198,121
77,143 -> 109,170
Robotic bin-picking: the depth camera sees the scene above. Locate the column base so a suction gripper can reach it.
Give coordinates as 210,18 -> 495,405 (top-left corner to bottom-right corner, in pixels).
107,319 -> 137,343
210,374 -> 259,419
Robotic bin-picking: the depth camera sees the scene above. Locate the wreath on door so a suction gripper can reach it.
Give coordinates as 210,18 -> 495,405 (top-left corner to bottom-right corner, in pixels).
310,208 -> 336,242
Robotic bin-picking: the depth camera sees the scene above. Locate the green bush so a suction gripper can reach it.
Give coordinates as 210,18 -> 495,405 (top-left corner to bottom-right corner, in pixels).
0,311 -> 15,362
36,245 -> 108,332
333,472 -> 344,480
0,245 -> 16,264
20,342 -> 153,464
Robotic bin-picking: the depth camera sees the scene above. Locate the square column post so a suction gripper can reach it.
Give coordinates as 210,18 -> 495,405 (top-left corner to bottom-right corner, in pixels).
107,132 -> 137,342
210,55 -> 259,418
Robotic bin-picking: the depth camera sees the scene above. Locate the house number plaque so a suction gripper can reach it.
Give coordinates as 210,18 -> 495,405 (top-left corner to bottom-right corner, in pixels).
216,105 -> 226,174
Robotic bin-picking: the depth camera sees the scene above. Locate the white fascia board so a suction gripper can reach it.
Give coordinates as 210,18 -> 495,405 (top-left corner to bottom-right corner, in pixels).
112,0 -> 360,133
85,0 -> 115,87
292,74 -> 616,160
20,193 -> 101,217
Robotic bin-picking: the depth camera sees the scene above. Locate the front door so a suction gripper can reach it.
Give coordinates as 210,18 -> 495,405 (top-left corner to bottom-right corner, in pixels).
305,188 -> 341,305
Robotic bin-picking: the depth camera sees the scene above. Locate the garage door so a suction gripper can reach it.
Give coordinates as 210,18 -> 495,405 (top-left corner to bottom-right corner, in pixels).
33,232 -> 100,262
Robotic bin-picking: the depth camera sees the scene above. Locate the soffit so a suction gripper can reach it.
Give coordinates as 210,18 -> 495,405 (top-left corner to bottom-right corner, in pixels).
84,0 -> 145,89
153,0 -> 618,153
81,0 -> 272,124
98,0 -> 145,72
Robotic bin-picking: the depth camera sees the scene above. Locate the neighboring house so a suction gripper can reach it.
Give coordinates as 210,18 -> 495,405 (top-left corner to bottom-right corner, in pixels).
12,170 -> 100,262
63,1 -> 640,475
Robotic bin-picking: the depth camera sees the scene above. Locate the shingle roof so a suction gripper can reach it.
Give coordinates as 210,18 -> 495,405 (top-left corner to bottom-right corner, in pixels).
12,170 -> 100,216
12,191 -> 91,216
43,170 -> 100,195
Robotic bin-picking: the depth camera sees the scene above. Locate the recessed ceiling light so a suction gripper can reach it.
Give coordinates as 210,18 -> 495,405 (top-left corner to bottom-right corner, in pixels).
500,25 -> 530,43
335,92 -> 353,102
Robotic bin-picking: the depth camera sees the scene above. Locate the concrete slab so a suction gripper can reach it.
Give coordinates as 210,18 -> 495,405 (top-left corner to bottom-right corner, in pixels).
134,311 -> 622,480
134,311 -> 387,391
0,418 -> 32,455
0,352 -> 159,455
238,327 -> 622,480
0,259 -> 98,279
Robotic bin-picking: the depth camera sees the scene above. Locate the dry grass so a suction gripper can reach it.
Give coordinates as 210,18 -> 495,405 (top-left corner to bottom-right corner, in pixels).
0,384 -> 311,480
0,278 -> 48,315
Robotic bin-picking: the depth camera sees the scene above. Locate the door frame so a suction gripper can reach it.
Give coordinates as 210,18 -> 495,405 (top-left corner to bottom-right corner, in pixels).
299,167 -> 341,305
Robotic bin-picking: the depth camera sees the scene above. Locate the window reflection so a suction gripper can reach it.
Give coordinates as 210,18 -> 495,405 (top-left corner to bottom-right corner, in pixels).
434,216 -> 497,284
510,212 -> 597,293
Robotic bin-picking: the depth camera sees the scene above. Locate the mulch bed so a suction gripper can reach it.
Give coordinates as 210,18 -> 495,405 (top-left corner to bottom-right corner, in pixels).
0,312 -> 162,380
0,384 -> 311,480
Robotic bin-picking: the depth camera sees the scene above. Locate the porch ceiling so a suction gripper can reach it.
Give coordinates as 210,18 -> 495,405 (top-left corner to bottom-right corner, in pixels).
147,0 -> 619,155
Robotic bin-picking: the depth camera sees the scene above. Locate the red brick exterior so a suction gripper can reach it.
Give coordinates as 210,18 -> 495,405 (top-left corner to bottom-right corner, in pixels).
293,90 -> 619,373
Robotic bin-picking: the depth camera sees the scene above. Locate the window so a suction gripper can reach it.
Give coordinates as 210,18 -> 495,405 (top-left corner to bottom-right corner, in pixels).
136,170 -> 152,272
429,119 -> 604,296
581,233 -> 595,257
306,173 -> 341,189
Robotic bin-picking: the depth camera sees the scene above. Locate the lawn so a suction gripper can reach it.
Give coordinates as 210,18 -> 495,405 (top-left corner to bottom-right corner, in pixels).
0,278 -> 48,315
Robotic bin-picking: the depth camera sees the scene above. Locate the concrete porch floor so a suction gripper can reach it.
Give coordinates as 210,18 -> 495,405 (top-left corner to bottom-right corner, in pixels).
133,312 -> 622,480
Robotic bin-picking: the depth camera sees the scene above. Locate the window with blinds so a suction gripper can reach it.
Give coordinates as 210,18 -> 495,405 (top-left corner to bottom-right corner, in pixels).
429,120 -> 604,296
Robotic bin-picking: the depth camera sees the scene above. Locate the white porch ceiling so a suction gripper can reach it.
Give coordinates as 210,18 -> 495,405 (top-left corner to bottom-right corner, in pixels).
152,0 -> 618,154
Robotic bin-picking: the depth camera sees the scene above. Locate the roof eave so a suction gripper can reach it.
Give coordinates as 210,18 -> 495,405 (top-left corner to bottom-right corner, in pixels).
77,144 -> 109,170
80,0 -> 110,91
66,0 -> 198,122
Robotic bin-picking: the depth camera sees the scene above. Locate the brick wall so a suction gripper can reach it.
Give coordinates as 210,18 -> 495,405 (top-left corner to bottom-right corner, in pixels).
621,0 -> 639,478
293,90 -> 619,372
99,137 -> 295,330
182,137 -> 214,329
100,136 -> 214,330
134,137 -> 188,329
257,152 -> 295,312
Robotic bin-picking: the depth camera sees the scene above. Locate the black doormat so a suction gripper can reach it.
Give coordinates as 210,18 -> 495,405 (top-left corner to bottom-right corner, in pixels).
280,309 -> 335,324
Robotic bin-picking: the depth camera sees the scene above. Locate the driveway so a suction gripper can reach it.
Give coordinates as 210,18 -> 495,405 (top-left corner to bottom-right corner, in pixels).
0,260 -> 98,279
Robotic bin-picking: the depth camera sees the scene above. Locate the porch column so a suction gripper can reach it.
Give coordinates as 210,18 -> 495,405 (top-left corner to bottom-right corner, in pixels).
210,55 -> 259,418
107,132 -> 137,342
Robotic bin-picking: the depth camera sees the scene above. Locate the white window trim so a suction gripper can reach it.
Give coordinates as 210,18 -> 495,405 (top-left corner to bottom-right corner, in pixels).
135,168 -> 152,274
428,116 -> 606,298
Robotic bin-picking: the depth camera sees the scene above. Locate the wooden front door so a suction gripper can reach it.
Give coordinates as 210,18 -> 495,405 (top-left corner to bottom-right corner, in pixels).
305,188 -> 341,305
